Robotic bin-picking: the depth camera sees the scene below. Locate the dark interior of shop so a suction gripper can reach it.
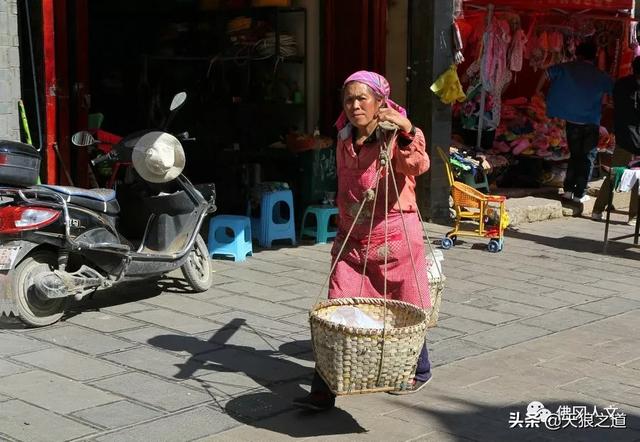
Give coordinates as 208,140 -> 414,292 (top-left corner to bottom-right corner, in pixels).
86,0 -> 309,214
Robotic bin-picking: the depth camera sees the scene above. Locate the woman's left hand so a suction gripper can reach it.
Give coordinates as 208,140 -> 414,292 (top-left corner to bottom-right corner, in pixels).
377,107 -> 412,133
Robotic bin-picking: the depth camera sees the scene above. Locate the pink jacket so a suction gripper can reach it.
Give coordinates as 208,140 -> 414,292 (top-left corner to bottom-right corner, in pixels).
336,126 -> 430,213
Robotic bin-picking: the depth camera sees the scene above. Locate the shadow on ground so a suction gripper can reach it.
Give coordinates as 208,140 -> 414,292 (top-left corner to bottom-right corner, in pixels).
506,229 -> 640,259
411,394 -> 640,441
148,318 -> 366,438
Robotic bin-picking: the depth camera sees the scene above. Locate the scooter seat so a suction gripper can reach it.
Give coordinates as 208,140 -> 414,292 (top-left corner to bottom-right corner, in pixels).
39,185 -> 120,215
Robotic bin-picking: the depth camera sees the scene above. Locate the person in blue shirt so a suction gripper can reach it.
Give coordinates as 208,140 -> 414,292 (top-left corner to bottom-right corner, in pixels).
536,40 -> 613,203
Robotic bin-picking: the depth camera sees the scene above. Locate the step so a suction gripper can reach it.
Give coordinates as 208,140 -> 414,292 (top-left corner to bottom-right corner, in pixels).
505,196 -> 564,227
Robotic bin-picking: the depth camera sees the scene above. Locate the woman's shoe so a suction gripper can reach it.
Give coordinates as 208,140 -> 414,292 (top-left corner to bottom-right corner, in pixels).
293,392 -> 336,411
388,374 -> 432,395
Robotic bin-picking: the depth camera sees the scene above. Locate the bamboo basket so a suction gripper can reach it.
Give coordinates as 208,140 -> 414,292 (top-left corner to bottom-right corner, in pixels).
310,297 -> 428,396
426,274 -> 446,328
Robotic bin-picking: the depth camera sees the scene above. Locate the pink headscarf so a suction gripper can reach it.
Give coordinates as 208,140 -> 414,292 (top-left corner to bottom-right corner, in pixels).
335,70 -> 407,130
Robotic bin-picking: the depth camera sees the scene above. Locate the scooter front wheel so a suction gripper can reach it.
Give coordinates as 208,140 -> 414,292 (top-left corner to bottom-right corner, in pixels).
181,234 -> 212,292
12,250 -> 67,327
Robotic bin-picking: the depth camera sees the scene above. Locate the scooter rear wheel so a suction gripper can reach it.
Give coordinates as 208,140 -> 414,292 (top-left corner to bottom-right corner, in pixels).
12,250 -> 67,327
181,234 -> 212,292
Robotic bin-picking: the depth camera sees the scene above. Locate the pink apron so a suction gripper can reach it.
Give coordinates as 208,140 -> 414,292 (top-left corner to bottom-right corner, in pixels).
328,141 -> 431,309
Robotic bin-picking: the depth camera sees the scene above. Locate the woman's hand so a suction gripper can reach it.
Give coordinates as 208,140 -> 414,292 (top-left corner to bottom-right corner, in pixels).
377,107 -> 412,133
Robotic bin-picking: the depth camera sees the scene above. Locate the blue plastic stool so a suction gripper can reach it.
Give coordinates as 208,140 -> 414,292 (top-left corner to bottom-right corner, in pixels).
300,205 -> 339,244
207,215 -> 253,262
249,190 -> 296,248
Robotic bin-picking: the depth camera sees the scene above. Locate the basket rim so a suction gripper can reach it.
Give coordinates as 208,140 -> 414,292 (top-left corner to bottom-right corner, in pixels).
309,297 -> 428,336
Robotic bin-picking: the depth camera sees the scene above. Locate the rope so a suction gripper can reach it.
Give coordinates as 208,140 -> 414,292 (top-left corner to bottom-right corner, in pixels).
314,166 -> 384,306
358,169 -> 382,297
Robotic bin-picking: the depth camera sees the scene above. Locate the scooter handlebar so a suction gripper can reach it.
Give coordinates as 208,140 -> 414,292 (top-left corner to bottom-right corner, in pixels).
91,151 -> 116,166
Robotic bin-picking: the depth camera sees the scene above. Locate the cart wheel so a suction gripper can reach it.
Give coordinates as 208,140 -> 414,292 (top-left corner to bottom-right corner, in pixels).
441,237 -> 453,250
498,239 -> 504,251
487,239 -> 500,253
450,235 -> 457,245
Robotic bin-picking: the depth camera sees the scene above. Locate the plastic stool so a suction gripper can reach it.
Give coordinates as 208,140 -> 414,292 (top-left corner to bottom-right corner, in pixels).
300,205 -> 339,244
249,190 -> 296,248
207,215 -> 253,262
461,169 -> 490,193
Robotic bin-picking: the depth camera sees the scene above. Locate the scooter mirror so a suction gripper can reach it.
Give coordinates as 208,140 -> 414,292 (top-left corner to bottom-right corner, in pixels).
71,131 -> 96,147
169,92 -> 187,111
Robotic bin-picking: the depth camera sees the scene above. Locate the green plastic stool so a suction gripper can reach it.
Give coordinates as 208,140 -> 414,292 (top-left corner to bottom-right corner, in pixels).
461,169 -> 490,193
300,205 -> 339,244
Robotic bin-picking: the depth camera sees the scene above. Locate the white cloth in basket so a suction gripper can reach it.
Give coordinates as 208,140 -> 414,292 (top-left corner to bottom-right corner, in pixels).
328,306 -> 384,329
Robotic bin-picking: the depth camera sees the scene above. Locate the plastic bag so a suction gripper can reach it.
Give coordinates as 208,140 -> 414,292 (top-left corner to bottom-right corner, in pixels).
328,306 -> 384,329
427,249 -> 445,281
430,65 -> 466,105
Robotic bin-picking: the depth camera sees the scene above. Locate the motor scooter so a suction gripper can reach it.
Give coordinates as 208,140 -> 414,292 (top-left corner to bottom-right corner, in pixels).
0,92 -> 216,327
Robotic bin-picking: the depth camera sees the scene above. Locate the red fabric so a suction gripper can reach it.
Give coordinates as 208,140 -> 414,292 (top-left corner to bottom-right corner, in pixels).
328,128 -> 431,308
464,0 -> 633,11
321,0 -> 388,136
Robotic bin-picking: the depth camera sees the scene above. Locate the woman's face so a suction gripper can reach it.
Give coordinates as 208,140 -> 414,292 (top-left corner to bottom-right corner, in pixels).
342,82 -> 383,129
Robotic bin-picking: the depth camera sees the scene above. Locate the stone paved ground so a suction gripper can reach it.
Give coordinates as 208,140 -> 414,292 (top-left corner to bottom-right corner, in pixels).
1,216 -> 639,441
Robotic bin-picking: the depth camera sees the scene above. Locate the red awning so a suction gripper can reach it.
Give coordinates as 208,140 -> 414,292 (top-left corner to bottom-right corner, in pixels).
464,0 -> 634,11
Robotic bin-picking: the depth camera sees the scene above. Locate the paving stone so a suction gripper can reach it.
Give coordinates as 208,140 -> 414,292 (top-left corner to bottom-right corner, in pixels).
118,326 -> 221,356
462,323 -> 551,350
0,359 -> 30,377
194,348 -> 311,383
141,293 -> 229,316
440,301 -> 520,325
66,311 -> 142,332
486,300 -> 548,318
574,297 -> 640,316
426,326 -> 462,342
277,268 -> 329,285
102,301 -> 156,315
536,355 -> 640,389
12,348 -> 126,381
72,400 -> 163,429
126,309 -> 220,334
182,370 -> 265,397
521,308 -> 603,332
95,406 -> 237,442
91,372 -> 211,412
277,257 -> 331,272
211,295 -> 300,318
26,324 -> 135,355
217,281 -> 302,302
560,377 -> 640,408
537,289 -> 600,306
218,268 -> 300,287
208,272 -> 237,286
280,296 -> 317,311
0,400 -> 95,442
440,276 -> 495,294
435,316 -> 495,334
278,281 -> 324,299
482,287 -> 572,309
466,274 -> 557,295
205,327 -> 295,353
429,339 -> 493,366
234,259 -> 296,274
0,333 -> 49,356
535,277 -> 619,298
0,371 -> 117,413
102,347 -> 200,380
205,310 -> 306,337
188,285 -> 236,301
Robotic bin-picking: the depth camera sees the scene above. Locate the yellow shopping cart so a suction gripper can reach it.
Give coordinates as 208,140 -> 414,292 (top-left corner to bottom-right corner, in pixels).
436,147 -> 508,252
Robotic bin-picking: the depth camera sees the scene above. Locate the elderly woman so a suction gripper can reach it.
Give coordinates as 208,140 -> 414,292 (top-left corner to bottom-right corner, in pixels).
294,71 -> 433,411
